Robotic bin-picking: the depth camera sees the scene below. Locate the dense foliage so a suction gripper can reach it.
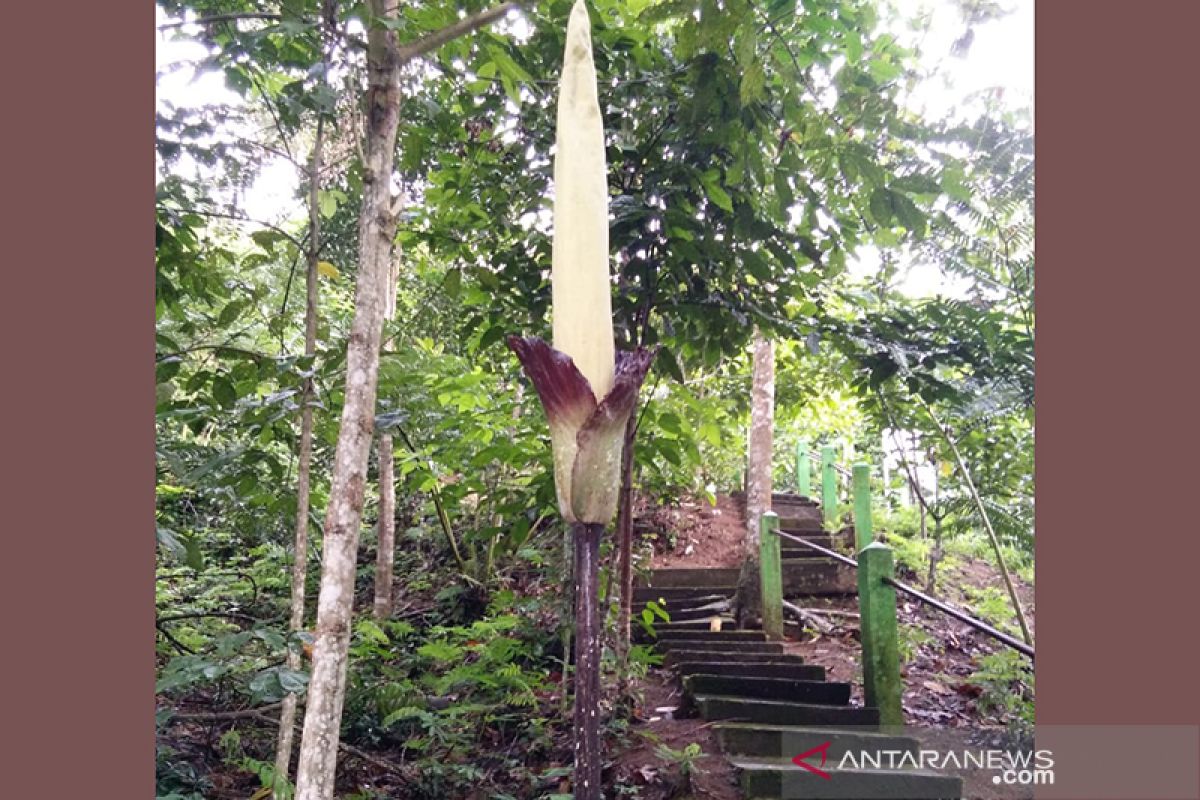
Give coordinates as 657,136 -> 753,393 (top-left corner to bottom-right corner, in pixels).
156,0 -> 1033,796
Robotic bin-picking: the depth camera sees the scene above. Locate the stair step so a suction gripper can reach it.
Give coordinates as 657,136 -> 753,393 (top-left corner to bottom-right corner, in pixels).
715,723 -> 919,760
733,758 -> 963,799
641,562 -> 857,595
650,600 -> 730,622
685,674 -> 851,705
778,533 -> 838,546
632,585 -> 735,601
662,650 -> 807,668
693,694 -> 880,727
655,628 -> 766,641
673,661 -> 825,682
780,560 -> 857,595
778,513 -> 824,528
638,568 -> 741,588
657,641 -> 787,655
779,546 -> 838,559
772,492 -> 818,506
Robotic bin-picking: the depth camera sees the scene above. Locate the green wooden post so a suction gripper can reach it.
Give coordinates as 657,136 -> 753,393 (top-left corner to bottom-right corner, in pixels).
759,511 -> 783,640
852,463 -> 873,551
796,440 -> 810,497
821,445 -> 837,529
857,542 -> 903,728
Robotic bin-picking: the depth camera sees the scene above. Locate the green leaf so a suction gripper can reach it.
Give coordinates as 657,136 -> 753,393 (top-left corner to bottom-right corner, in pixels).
486,45 -> 532,84
869,187 -> 894,227
739,63 -> 766,107
443,267 -> 462,299
217,300 -> 246,327
212,375 -> 238,408
890,191 -> 927,238
700,170 -> 734,213
478,325 -> 507,351
892,174 -> 942,196
356,619 -> 390,644
317,190 -> 338,218
417,641 -> 464,662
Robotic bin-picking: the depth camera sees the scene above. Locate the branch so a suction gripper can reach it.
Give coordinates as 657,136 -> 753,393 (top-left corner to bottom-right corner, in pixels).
175,208 -> 307,251
166,702 -> 284,721
876,389 -> 936,518
395,2 -> 521,67
155,621 -> 196,654
158,13 -> 282,31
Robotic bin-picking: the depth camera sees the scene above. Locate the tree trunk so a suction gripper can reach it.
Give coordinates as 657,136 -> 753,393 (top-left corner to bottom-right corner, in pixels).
274,114 -> 324,788
372,437 -> 395,619
926,514 -> 944,594
572,521 -> 604,800
735,329 -> 774,626
745,329 -> 775,549
293,7 -> 522,796
614,405 -> 637,690
293,2 -> 402,795
373,251 -> 400,620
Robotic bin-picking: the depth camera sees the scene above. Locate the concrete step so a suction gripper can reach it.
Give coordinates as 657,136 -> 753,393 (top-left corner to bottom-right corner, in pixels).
778,513 -> 825,529
642,561 -> 857,595
632,584 -> 735,600
772,492 -> 818,506
684,674 -> 851,705
640,568 -> 741,588
662,650 -> 806,668
657,641 -> 788,656
651,600 -> 730,622
781,559 -> 857,595
673,661 -> 825,682
732,757 -> 963,799
715,723 -> 919,760
778,533 -> 838,547
652,628 -> 768,643
779,545 -> 839,559
692,694 -> 880,727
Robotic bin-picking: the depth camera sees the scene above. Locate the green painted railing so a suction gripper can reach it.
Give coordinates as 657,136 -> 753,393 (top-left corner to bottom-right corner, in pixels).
757,446 -> 1032,728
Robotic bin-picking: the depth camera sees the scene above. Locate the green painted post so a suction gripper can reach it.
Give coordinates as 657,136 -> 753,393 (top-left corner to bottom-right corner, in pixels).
857,542 -> 903,728
852,463 -> 873,551
759,512 -> 784,640
821,445 -> 837,529
796,440 -> 811,497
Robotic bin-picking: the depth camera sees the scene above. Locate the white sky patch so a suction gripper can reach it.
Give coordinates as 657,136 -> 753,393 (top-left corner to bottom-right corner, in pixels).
845,0 -> 1033,298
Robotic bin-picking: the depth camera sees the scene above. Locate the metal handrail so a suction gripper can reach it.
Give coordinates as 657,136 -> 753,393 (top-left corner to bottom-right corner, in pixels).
804,450 -> 853,478
774,528 -> 1035,660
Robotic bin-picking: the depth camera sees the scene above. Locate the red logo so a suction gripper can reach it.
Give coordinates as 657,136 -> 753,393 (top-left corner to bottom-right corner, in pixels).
792,741 -> 833,779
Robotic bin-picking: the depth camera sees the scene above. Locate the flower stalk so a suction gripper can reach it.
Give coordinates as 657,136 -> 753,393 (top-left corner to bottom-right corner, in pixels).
505,2 -> 655,796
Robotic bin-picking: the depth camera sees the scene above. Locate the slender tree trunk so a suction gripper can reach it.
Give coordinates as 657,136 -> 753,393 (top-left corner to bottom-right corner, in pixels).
926,514 -> 944,594
274,115 -> 324,788
372,439 -> 395,619
293,3 -> 402,795
735,330 -> 774,626
571,521 -> 604,800
294,7 -> 521,796
917,396 -> 1033,645
373,258 -> 400,620
744,330 -> 775,548
614,405 -> 637,690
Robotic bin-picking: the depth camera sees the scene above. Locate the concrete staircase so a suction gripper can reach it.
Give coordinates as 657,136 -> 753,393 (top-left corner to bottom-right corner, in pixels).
635,492 -> 963,800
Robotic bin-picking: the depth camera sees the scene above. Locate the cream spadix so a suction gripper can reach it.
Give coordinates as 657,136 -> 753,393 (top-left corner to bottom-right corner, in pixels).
551,0 -> 614,400
508,0 -> 655,526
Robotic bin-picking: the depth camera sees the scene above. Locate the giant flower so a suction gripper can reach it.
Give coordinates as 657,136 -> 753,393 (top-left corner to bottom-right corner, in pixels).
507,0 -> 654,525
